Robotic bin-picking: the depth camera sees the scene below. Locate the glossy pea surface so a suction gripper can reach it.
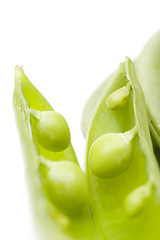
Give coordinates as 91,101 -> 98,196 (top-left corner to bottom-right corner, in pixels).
124,183 -> 152,217
46,161 -> 88,211
35,111 -> 71,152
89,133 -> 132,178
106,85 -> 130,110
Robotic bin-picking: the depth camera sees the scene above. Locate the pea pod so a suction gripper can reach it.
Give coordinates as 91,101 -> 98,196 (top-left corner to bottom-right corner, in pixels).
85,58 -> 160,240
13,66 -> 95,240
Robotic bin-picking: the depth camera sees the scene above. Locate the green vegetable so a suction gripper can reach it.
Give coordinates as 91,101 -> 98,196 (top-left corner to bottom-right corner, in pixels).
85,58 -> 160,240
46,160 -> 89,211
89,131 -> 133,178
106,83 -> 130,110
14,32 -> 160,240
124,179 -> 153,218
29,109 -> 71,152
13,66 -> 95,240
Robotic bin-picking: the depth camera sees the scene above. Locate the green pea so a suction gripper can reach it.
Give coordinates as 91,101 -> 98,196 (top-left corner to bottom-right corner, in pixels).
106,84 -> 130,110
89,133 -> 132,178
46,161 -> 89,211
124,180 -> 153,217
30,110 -> 71,152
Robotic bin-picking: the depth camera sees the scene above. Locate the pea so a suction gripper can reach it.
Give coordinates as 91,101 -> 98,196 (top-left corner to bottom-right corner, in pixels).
46,161 -> 88,211
89,133 -> 132,178
30,109 -> 71,152
124,179 -> 153,217
106,84 -> 130,110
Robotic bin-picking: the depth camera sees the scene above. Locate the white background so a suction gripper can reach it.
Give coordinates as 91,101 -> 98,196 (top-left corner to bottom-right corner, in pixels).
0,0 -> 160,239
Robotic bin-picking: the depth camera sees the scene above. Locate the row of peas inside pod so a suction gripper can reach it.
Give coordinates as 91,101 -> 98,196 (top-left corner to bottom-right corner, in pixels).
89,82 -> 134,178
83,57 -> 160,240
28,108 -> 89,211
13,66 -> 95,240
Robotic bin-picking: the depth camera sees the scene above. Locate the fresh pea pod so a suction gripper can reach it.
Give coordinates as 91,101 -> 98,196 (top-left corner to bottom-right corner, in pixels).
13,66 -> 95,240
85,58 -> 160,240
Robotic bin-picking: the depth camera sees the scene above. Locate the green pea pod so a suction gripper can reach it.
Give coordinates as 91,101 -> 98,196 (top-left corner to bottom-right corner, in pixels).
13,66 -> 95,240
85,58 -> 160,240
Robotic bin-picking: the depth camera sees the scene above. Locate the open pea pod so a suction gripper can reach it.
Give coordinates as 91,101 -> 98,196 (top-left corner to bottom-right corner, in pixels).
13,66 -> 95,240
82,32 -> 160,149
85,58 -> 160,240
